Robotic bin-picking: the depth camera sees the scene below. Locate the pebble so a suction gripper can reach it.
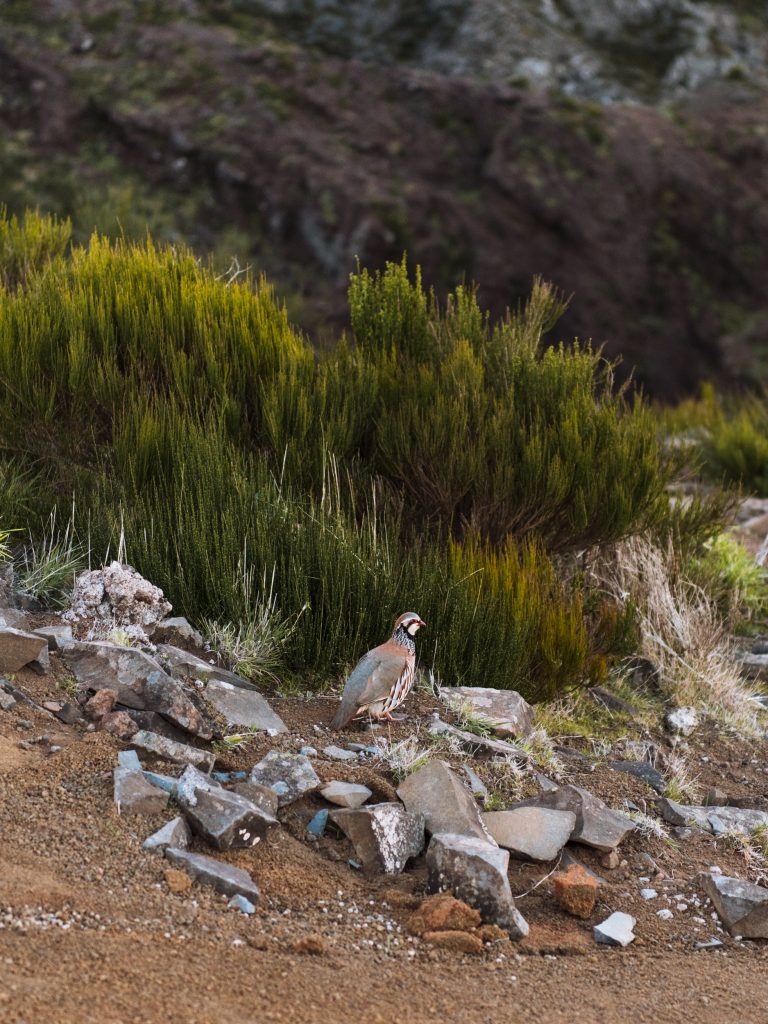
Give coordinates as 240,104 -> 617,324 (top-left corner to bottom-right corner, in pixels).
657,909 -> 674,920
228,895 -> 256,915
322,745 -> 358,762
640,889 -> 658,901
307,810 -> 329,837
299,746 -> 318,757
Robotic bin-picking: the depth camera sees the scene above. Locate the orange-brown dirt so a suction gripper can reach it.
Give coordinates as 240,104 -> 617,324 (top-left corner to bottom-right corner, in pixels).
1,664 -> 767,1024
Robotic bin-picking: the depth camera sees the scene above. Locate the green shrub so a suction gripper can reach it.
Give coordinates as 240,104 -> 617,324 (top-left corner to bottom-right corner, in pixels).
0,207 -> 71,291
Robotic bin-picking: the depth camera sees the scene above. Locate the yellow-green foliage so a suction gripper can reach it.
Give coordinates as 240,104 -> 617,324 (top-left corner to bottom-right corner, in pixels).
0,207 -> 71,291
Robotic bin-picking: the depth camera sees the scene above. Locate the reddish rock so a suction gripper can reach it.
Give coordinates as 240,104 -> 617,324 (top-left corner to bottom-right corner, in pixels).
407,894 -> 482,936
291,934 -> 325,955
553,863 -> 598,919
476,923 -> 508,944
422,930 -> 484,955
600,850 -> 621,870
101,710 -> 138,739
85,688 -> 118,719
164,868 -> 192,894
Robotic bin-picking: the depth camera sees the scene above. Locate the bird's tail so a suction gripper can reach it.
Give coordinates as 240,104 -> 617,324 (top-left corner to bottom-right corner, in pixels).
330,700 -> 355,732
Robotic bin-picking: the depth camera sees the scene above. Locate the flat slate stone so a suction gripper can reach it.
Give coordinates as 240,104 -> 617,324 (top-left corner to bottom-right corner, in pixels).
179,786 -> 278,850
482,807 -> 576,861
130,730 -> 215,772
426,832 -> 528,939
594,911 -> 636,947
249,751 -> 321,807
659,798 -> 768,836
154,617 -> 205,648
330,803 -> 425,874
0,628 -> 49,674
438,686 -> 534,738
32,624 -> 73,652
607,760 -> 666,794
702,873 -> 768,938
203,678 -> 287,734
397,760 -> 497,845
143,816 -> 192,852
62,642 -> 213,738
113,766 -> 168,816
320,781 -> 372,809
232,781 -> 280,816
428,717 -> 527,759
323,744 -> 358,762
515,785 -> 634,852
157,645 -> 259,690
164,847 -> 260,902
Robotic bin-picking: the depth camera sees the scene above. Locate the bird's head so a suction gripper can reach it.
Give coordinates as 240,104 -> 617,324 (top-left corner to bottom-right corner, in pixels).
394,611 -> 426,638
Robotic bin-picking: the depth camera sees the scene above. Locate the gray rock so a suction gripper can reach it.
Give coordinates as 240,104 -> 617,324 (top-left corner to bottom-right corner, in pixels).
113,765 -> 168,816
594,911 -> 636,947
143,770 -> 180,794
65,562 -> 171,638
118,749 -> 142,771
232,781 -> 280,816
330,803 -> 424,874
130,730 -> 215,772
0,628 -> 49,674
32,624 -> 73,651
0,689 -> 16,711
228,894 -> 256,914
164,847 -> 259,902
515,785 -> 634,852
462,765 -> 488,801
249,750 -> 321,807
535,773 -> 560,793
398,760 -> 497,845
426,832 -> 528,940
702,873 -> 768,939
179,786 -> 278,850
482,807 -> 576,862
428,717 -> 528,759
157,644 -> 259,690
61,642 -> 213,738
739,653 -> 768,681
320,781 -> 372,808
607,760 -> 666,793
659,798 -> 768,836
173,764 -> 220,803
322,744 -> 358,762
203,678 -> 287,734
143,816 -> 192,852
665,706 -> 699,736
0,609 -> 29,630
751,640 -> 768,656
154,616 -> 205,648
439,686 -> 534,738
589,686 -> 638,716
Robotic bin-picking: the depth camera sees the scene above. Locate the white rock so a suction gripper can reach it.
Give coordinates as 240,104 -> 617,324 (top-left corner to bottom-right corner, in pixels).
594,911 -> 636,947
657,908 -> 674,920
665,706 -> 698,736
640,888 -> 658,900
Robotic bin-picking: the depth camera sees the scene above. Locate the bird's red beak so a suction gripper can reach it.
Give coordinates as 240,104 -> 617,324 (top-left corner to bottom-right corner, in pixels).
417,619 -> 426,628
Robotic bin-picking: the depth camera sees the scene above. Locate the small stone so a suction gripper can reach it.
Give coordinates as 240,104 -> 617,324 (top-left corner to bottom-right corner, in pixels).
164,848 -> 259,902
407,895 -> 481,935
701,872 -> 768,938
228,894 -> 256,915
307,809 -> 329,836
101,710 -> 139,739
514,785 -> 634,852
322,744 -> 358,762
130,730 -> 215,772
665,706 -> 698,736
113,765 -> 168,816
33,625 -> 73,651
703,787 -> 730,807
299,745 -> 317,756
422,930 -> 484,954
461,765 -> 488,801
594,912 -> 636,947
657,908 -> 674,920
695,938 -> 724,950
601,850 -> 621,870
164,868 -> 192,894
154,617 -> 204,648
428,717 -> 527,759
640,888 -> 658,900
553,863 -> 598,919
143,816 -> 192,852
0,690 -> 16,711
291,934 -> 325,955
320,781 -> 372,809
607,760 -> 666,793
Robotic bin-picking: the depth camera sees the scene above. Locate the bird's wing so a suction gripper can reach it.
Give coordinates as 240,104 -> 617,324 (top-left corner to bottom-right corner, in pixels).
330,646 -> 409,730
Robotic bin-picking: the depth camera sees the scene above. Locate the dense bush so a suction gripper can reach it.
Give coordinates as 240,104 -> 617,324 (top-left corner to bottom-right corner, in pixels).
0,210 -> 708,695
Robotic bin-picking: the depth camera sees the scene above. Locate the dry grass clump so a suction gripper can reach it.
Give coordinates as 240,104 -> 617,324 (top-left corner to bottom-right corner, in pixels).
603,536 -> 763,735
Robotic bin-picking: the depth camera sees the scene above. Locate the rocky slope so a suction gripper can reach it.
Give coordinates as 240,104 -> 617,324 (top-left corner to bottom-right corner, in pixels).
1,2 -> 768,395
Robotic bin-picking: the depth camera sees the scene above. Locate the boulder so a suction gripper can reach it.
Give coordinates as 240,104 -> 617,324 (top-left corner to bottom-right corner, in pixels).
249,751 -> 321,807
607,760 -> 666,794
232,781 -> 280,816
515,785 -> 634,852
426,832 -> 528,940
659,798 -> 768,836
164,847 -> 260,902
427,717 -> 527,759
0,628 -> 49,674
143,816 -> 192,852
439,686 -> 534,738
179,786 -> 278,850
330,803 -> 424,874
482,807 -> 576,861
320,781 -> 372,809
65,562 -> 171,637
594,912 -> 636,947
397,760 -> 496,844
202,679 -> 287,733
154,617 -> 204,648
701,873 -> 768,939
61,642 -> 213,739
130,730 -> 215,772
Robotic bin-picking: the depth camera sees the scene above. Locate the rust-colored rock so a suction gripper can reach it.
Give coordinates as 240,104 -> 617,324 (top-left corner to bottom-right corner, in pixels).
422,930 -> 484,955
407,894 -> 482,936
85,688 -> 118,720
476,923 -> 509,944
101,710 -> 139,739
553,863 -> 598,919
164,868 -> 192,894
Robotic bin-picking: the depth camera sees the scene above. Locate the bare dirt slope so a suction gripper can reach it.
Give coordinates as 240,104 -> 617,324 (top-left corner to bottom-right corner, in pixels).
1,663 -> 767,1024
